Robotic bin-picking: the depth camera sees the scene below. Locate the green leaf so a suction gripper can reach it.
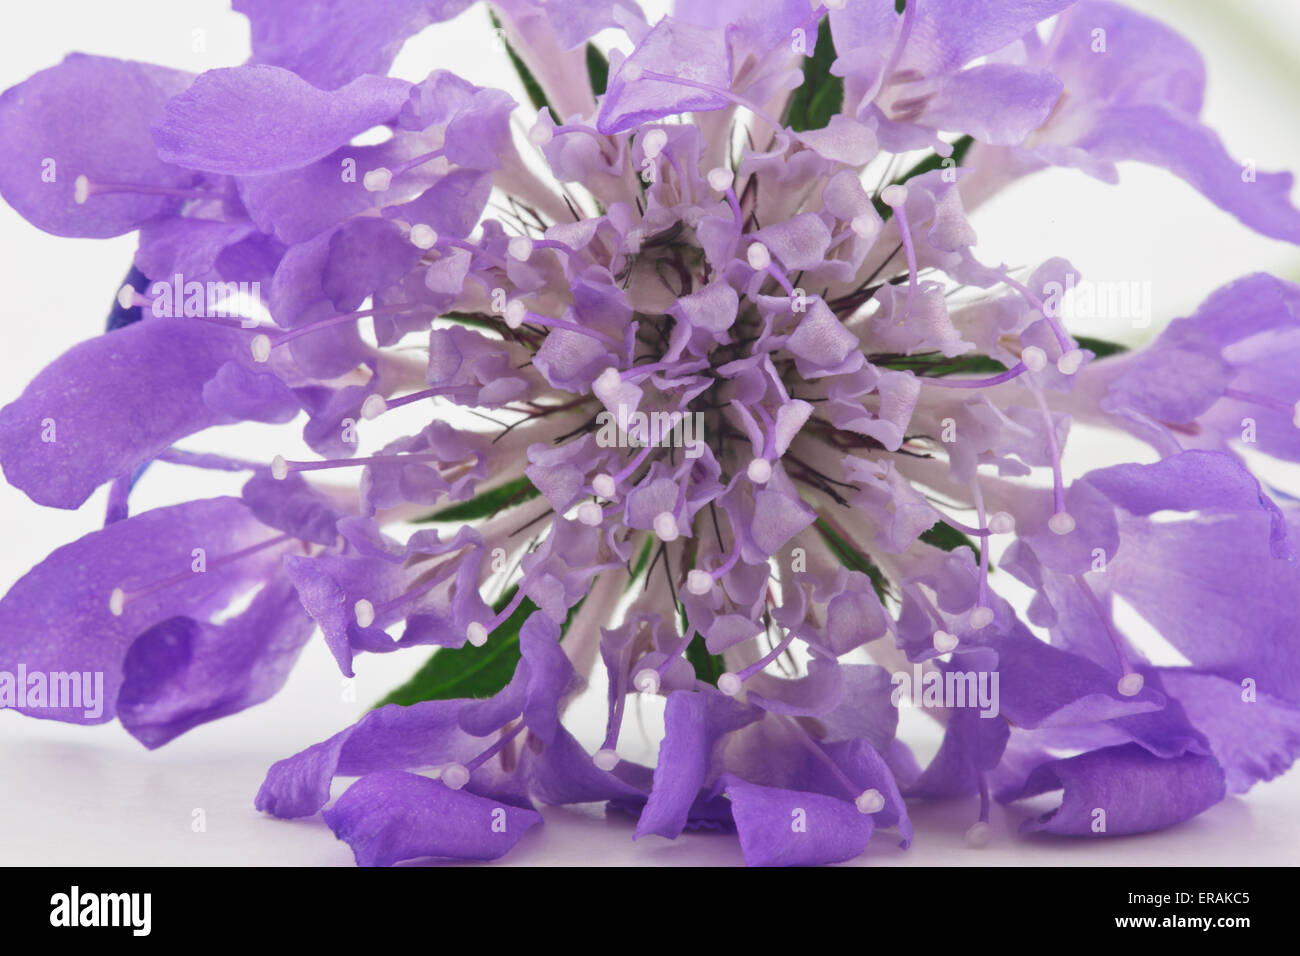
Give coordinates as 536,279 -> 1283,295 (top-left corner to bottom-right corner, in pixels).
875,135 -> 974,221
685,632 -> 727,686
625,536 -> 655,592
489,10 -> 551,114
586,43 -> 609,97
814,517 -> 889,601
919,521 -> 980,560
436,310 -> 496,332
785,18 -> 843,133
413,476 -> 540,524
374,587 -> 536,707
1074,335 -> 1128,359
876,351 -> 1008,377
375,588 -> 587,708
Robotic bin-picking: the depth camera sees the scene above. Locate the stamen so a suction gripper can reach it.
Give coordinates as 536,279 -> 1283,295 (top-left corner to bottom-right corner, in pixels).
593,748 -> 620,771
441,762 -> 470,789
363,167 -> 393,192
633,668 -> 661,694
108,532 -> 292,616
74,174 -> 214,205
652,511 -> 679,542
1074,573 -> 1144,696
642,128 -> 668,159
354,598 -> 376,628
271,451 -> 466,479
591,473 -> 617,498
508,236 -> 534,261
506,302 -> 616,345
855,788 -> 885,814
1223,388 -> 1300,428
576,501 -> 604,526
707,167 -> 734,192
686,569 -> 713,595
251,302 -> 424,361
409,224 -> 439,249
466,586 -> 528,648
719,627 -> 797,695
933,629 -> 959,653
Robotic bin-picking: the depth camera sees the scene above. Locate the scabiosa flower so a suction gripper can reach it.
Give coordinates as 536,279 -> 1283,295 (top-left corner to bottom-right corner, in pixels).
2,0 -> 1300,867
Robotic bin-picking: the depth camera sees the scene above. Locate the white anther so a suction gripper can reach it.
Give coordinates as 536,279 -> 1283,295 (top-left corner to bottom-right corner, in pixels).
747,458 -> 773,484
593,748 -> 620,771
746,242 -> 772,271
1292,401 -> 1300,429
117,285 -> 136,310
353,599 -> 375,628
622,62 -> 644,82
966,821 -> 992,848
933,629 -> 959,653
717,672 -> 743,696
1021,345 -> 1047,372
642,128 -> 668,159
1048,511 -> 1076,535
441,762 -> 470,790
250,334 -> 273,363
409,224 -> 439,249
686,569 -> 714,595
594,367 -> 622,398
592,473 -> 616,499
970,606 -> 995,630
1117,672 -> 1145,697
633,668 -> 661,694
855,788 -> 885,814
504,299 -> 528,329
850,214 -> 876,238
1056,348 -> 1085,375
653,511 -> 679,542
363,167 -> 393,192
508,236 -> 534,261
74,175 -> 91,204
108,588 -> 126,617
270,455 -> 289,481
360,393 -> 388,420
576,501 -> 604,526
707,167 -> 734,192
879,184 -> 909,207
467,621 -> 488,647
987,511 -> 1016,535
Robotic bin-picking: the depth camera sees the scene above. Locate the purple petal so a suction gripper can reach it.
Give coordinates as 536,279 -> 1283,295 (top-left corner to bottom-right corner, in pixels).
1010,743 -> 1226,836
0,319 -> 246,508
723,776 -> 874,867
322,770 -> 542,865
0,497 -> 284,725
153,66 -> 411,175
117,573 -> 314,747
234,0 -> 474,90
0,54 -> 195,237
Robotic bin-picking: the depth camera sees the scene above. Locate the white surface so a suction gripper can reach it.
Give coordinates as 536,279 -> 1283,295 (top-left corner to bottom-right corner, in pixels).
2,1 -> 1300,866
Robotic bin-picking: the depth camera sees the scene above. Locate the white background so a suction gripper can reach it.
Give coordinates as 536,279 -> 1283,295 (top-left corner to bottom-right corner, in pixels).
1,0 -> 1298,866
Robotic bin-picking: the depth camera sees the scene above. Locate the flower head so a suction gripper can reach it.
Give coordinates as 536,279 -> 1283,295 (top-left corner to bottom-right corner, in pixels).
3,0 -> 1300,866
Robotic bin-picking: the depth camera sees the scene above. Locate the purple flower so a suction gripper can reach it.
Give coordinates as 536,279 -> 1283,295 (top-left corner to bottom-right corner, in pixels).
3,0 -> 1300,867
